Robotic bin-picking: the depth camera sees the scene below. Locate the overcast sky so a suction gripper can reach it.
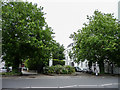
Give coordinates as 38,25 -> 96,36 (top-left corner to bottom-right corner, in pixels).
26,0 -> 119,48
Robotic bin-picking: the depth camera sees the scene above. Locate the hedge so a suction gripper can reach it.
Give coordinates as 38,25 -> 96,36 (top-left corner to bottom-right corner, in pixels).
43,65 -> 75,74
53,59 -> 65,66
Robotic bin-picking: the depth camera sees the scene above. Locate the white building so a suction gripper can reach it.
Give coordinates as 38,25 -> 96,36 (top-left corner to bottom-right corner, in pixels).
0,57 -> 5,68
64,43 -> 89,70
64,43 -> 74,66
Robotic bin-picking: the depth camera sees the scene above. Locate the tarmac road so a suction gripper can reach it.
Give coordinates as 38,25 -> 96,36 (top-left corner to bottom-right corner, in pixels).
2,73 -> 119,89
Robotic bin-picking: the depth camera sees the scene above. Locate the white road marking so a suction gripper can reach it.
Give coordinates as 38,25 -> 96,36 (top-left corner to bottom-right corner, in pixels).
15,83 -> 118,88
78,85 -> 98,87
101,83 -> 118,86
59,85 -> 77,88
24,87 -> 58,88
31,87 -> 58,88
101,83 -> 113,86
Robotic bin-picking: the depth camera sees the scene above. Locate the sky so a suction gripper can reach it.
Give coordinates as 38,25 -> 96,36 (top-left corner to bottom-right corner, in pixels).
25,0 -> 119,48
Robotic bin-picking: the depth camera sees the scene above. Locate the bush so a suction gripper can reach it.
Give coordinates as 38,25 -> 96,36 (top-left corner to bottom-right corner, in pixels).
55,65 -> 63,74
53,59 -> 65,66
65,65 -> 75,74
48,66 -> 55,74
44,65 -> 75,74
24,58 -> 37,70
1,71 -> 22,76
24,58 -> 45,72
61,69 -> 68,74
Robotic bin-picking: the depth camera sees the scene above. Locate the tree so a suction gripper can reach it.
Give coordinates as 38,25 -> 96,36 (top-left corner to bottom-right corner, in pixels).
70,10 -> 120,73
2,2 -> 54,73
52,42 -> 65,60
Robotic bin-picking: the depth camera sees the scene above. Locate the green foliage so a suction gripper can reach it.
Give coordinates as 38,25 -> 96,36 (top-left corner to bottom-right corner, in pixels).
53,59 -> 65,66
54,65 -> 63,74
24,58 -> 37,70
52,42 -> 65,60
1,71 -> 22,76
70,10 -> 120,72
44,65 -> 75,74
2,1 -> 54,73
64,65 -> 75,74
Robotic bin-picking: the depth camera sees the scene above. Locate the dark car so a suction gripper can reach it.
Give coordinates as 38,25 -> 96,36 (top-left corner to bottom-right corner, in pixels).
82,68 -> 93,74
74,67 -> 82,72
87,69 -> 93,74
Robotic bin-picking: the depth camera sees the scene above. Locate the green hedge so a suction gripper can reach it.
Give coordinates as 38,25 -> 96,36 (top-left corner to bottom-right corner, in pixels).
53,59 -> 65,66
43,65 -> 75,74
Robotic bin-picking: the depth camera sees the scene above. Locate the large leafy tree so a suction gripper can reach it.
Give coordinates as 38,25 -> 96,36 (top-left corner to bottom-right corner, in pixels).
2,1 -> 54,73
52,41 -> 65,60
70,10 -> 120,73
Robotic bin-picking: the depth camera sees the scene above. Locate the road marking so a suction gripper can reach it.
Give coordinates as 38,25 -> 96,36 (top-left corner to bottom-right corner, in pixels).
24,87 -> 58,88
101,83 -> 113,86
60,83 -> 118,88
5,83 -> 118,89
78,85 -> 98,87
18,83 -> 119,88
101,83 -> 118,86
59,85 -> 77,88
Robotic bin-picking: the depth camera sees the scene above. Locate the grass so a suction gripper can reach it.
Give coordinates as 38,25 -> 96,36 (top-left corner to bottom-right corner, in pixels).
1,71 -> 22,76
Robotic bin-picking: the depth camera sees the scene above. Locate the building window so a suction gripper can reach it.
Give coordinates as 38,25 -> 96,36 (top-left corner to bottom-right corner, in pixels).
86,62 -> 87,67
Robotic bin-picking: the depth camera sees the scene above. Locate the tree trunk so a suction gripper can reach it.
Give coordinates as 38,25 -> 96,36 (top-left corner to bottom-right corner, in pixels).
12,57 -> 21,74
37,62 -> 44,73
107,61 -> 110,74
98,60 -> 104,74
111,63 -> 114,74
88,61 -> 92,70
37,66 -> 43,73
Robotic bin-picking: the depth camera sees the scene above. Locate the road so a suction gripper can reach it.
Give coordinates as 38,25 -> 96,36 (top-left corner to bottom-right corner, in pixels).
2,73 -> 119,89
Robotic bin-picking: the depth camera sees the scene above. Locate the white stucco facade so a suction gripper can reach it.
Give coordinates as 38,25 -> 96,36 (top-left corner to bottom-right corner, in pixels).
0,58 -> 5,68
49,59 -> 53,67
64,43 -> 74,66
64,43 -> 89,70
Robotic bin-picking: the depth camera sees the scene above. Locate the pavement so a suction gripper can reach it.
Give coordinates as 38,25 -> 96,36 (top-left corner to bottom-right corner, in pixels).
22,70 -> 37,75
2,71 -> 96,79
2,71 -> 119,79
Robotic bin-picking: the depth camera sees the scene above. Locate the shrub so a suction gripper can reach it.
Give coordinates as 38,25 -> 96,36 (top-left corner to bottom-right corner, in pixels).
48,66 -> 55,74
44,65 -> 75,74
65,65 -> 75,74
53,59 -> 65,66
61,69 -> 68,74
55,65 -> 63,74
24,58 -> 37,70
43,66 -> 49,74
2,71 -> 22,76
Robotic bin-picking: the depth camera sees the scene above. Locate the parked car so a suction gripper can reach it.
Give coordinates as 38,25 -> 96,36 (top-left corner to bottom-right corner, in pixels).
74,67 -> 82,72
87,69 -> 93,74
22,67 -> 27,71
0,67 -> 12,73
82,68 -> 93,74
82,68 -> 88,73
9,67 -> 12,72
